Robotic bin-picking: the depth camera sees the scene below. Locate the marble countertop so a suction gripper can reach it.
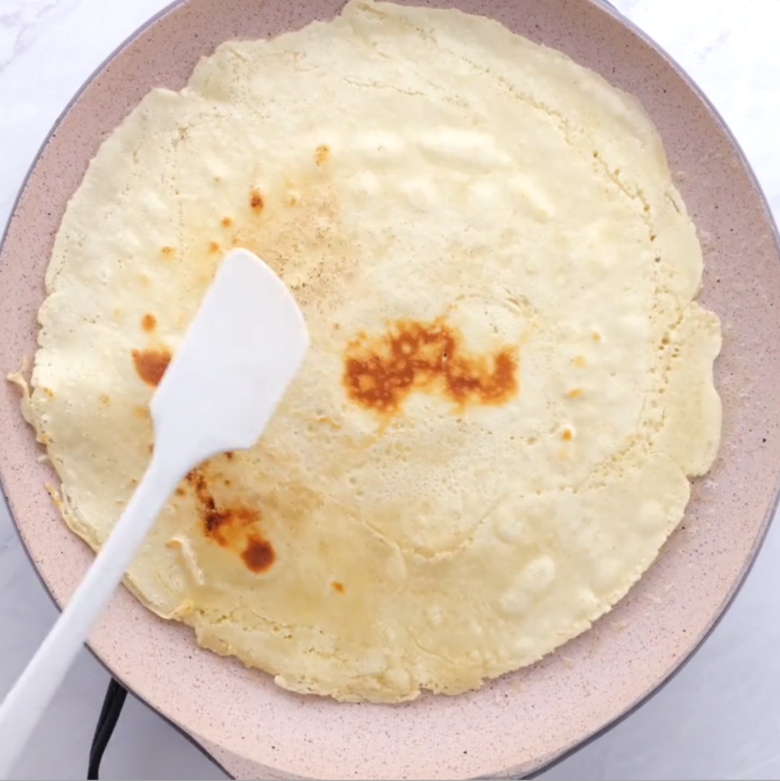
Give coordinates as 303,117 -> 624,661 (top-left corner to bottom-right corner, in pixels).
1,0 -> 779,778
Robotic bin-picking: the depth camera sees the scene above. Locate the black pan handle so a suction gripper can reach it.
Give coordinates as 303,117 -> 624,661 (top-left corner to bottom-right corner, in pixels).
87,678 -> 127,780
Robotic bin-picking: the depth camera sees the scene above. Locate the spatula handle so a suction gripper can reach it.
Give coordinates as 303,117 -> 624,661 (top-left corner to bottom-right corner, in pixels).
0,457 -> 183,777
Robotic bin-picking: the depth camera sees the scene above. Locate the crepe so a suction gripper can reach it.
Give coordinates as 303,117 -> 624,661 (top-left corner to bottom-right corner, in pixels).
15,0 -> 721,702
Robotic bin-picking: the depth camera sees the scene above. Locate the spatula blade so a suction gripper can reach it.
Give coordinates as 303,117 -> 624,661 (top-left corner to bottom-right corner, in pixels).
151,248 -> 309,464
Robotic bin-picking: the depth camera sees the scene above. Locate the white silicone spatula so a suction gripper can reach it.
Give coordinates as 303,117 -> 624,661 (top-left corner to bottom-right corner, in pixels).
0,248 -> 309,777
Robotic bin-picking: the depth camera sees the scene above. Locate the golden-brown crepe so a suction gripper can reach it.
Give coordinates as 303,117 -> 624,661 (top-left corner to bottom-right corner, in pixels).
15,0 -> 721,702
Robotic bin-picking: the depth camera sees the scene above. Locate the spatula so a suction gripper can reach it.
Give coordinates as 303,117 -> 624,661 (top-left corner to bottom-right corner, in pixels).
0,248 -> 309,776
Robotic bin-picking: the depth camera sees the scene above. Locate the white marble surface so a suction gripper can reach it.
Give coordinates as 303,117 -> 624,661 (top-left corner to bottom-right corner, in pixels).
1,0 -> 779,778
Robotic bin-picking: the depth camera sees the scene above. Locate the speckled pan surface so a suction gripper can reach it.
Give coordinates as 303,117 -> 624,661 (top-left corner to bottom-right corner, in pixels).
1,0 -> 778,778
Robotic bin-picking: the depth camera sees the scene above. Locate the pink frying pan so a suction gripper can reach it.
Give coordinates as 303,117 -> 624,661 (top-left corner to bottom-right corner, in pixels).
1,0 -> 778,778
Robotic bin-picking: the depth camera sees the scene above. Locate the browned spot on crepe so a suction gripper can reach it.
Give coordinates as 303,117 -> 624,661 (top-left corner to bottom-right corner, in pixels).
343,318 -> 519,417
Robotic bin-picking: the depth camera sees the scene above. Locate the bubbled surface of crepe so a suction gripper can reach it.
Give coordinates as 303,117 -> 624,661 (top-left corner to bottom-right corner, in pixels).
20,0 -> 721,702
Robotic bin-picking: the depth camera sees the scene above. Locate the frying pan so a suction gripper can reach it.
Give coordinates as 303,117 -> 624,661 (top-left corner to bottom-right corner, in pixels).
1,0 -> 778,778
